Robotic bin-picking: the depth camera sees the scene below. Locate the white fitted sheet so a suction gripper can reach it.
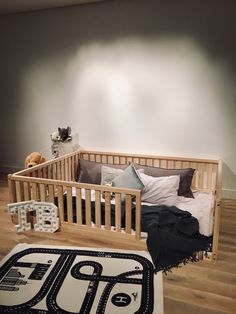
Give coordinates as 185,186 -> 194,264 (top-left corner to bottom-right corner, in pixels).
175,191 -> 215,236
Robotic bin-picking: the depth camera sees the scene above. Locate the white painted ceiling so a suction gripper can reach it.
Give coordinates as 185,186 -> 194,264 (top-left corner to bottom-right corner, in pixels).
0,0 -> 106,15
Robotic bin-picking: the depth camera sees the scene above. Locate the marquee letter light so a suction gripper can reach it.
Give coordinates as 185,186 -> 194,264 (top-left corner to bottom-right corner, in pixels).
8,201 -> 35,232
8,201 -> 59,233
34,202 -> 59,233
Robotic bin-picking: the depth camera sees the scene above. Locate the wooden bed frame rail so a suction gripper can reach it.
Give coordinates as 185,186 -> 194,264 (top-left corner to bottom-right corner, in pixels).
8,149 -> 222,258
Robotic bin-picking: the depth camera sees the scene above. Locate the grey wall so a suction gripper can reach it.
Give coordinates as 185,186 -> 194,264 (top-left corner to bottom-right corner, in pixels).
0,0 -> 235,198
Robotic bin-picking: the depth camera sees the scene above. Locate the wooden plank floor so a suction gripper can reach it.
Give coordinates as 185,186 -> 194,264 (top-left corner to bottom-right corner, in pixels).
0,174 -> 235,313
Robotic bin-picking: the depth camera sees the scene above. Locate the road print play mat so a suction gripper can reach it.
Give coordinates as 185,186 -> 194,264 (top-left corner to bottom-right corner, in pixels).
0,244 -> 163,314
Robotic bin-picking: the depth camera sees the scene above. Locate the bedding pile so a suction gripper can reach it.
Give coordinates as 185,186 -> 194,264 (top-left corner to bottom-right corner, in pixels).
58,196 -> 211,272
57,160 -> 212,272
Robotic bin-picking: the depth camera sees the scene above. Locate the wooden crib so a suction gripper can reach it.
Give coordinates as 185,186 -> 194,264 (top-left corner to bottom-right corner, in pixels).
8,150 -> 222,259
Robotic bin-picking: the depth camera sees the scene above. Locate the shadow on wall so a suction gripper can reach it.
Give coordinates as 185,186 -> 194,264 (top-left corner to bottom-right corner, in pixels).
222,163 -> 236,199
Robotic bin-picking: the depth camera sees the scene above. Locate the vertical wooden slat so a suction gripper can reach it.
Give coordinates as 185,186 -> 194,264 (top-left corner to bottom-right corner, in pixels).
23,182 -> 30,201
56,162 -> 60,180
85,189 -> 91,226
175,160 -> 182,169
67,186 -> 73,224
47,165 -> 52,179
207,163 -> 213,190
127,157 -> 133,164
135,193 -> 141,240
48,185 -> 54,203
140,158 -> 146,166
125,194 -> 132,234
31,183 -> 37,201
75,155 -> 79,180
115,193 -> 121,232
15,181 -> 22,202
61,160 -> 65,181
38,169 -> 43,178
108,156 -> 114,164
212,201 -> 221,260
83,153 -> 89,160
104,192 -> 111,230
95,154 -> 101,163
57,185 -> 64,223
53,164 -> 57,180
160,160 -> 167,168
8,176 -> 16,203
71,156 -> 75,181
102,155 -> 108,164
76,188 -> 82,225
39,184 -> 46,202
42,167 -> 47,178
167,160 -> 174,169
183,161 -> 190,169
199,163 -> 205,189
65,159 -> 69,181
190,162 -> 197,188
153,159 -> 160,167
216,160 -> 222,199
90,154 -> 95,162
32,171 -> 37,178
114,156 -> 119,164
95,190 -> 101,228
147,159 -> 153,167
120,157 -> 126,165
54,163 -> 57,179
68,157 -> 72,181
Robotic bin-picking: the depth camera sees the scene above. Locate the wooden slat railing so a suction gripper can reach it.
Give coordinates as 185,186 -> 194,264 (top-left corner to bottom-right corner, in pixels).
8,174 -> 142,241
8,149 -> 222,255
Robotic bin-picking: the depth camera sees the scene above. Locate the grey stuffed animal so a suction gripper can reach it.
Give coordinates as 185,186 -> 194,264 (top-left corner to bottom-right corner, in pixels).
58,127 -> 72,142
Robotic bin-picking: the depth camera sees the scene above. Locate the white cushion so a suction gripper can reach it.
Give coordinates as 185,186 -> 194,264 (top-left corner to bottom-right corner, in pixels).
140,172 -> 180,206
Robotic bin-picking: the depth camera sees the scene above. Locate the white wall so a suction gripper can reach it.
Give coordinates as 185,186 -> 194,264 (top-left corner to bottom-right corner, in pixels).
0,0 -> 235,198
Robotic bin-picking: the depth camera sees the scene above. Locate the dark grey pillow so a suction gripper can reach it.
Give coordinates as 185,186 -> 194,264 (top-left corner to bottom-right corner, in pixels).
78,159 -> 127,184
134,163 -> 195,198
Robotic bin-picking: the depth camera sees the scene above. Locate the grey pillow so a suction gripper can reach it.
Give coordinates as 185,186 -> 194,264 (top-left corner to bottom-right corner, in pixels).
112,164 -> 145,191
78,159 -> 127,184
134,163 -> 195,198
101,165 -> 125,185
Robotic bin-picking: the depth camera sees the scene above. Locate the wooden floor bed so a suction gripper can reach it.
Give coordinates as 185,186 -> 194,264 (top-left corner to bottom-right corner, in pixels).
8,150 -> 222,261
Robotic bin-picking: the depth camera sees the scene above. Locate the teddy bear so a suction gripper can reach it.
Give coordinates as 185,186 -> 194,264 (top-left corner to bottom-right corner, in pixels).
25,152 -> 46,168
51,130 -> 60,142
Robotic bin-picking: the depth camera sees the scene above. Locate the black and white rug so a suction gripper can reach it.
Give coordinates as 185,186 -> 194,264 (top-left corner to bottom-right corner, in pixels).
0,244 -> 163,314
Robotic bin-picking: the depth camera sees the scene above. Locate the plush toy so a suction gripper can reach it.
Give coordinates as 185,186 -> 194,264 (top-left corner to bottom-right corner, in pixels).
58,127 -> 72,142
51,130 -> 60,142
25,152 -> 46,168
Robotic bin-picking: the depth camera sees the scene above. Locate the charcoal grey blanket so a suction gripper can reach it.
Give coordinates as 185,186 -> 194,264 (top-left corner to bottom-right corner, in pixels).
55,196 -> 211,272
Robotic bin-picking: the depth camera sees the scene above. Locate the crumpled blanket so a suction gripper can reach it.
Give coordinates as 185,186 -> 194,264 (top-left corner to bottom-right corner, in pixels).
140,204 -> 211,272
56,196 -> 211,272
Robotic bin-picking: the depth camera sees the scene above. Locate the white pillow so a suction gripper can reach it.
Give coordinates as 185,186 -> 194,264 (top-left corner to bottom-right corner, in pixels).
140,172 -> 180,206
